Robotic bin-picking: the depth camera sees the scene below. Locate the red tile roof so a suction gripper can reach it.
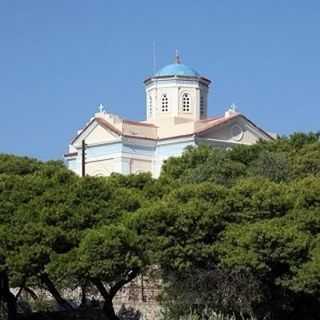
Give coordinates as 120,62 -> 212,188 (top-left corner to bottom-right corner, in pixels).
196,113 -> 273,140
69,112 -> 273,147
123,119 -> 158,127
96,118 -> 122,135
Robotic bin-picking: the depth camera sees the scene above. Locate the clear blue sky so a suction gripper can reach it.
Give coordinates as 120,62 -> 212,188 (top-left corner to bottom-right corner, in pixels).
1,1 -> 319,160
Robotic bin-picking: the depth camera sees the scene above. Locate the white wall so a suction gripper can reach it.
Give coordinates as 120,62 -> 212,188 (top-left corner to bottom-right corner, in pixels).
199,117 -> 269,145
145,78 -> 210,123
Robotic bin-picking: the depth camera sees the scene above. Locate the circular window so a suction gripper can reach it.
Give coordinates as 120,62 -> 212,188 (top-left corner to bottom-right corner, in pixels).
231,125 -> 244,141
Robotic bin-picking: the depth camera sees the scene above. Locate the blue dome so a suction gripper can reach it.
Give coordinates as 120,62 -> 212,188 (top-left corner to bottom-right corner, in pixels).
155,63 -> 200,77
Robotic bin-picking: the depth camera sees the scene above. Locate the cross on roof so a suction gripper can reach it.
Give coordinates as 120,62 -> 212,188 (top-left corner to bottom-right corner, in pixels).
230,103 -> 237,112
98,104 -> 105,113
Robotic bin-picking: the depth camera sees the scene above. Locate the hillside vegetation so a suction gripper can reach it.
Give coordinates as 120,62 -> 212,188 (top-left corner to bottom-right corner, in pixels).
1,133 -> 320,320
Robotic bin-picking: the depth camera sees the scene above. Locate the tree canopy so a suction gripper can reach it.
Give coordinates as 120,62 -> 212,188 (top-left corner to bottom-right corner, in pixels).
1,133 -> 320,320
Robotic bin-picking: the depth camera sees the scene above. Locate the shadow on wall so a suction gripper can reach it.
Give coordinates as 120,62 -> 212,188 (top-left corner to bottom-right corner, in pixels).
16,305 -> 143,320
118,305 -> 142,320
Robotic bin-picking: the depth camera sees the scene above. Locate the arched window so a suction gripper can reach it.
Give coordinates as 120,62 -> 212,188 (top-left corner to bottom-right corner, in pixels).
182,93 -> 191,112
200,95 -> 205,116
148,95 -> 153,116
161,94 -> 169,112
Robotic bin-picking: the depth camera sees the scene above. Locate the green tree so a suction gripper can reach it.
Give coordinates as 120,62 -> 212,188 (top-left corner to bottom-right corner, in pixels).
77,223 -> 146,320
217,209 -> 320,319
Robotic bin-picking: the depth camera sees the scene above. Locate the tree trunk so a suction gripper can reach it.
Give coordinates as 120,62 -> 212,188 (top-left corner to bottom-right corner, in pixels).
103,298 -> 119,320
80,285 -> 87,307
40,273 -> 73,311
6,291 -> 17,320
92,270 -> 139,320
0,270 -> 17,320
15,287 -> 23,299
23,287 -> 38,300
93,280 -> 119,320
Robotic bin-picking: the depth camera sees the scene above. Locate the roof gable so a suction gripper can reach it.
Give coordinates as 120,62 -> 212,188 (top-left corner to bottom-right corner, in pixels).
70,112 -> 272,148
196,114 -> 273,143
71,118 -> 121,147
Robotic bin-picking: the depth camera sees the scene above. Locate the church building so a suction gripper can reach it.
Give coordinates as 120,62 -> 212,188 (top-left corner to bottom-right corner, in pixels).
65,54 -> 273,178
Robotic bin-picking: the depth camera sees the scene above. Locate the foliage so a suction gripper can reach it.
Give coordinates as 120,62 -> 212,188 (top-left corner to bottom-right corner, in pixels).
1,133 -> 320,319
161,308 -> 259,320
0,156 -> 154,319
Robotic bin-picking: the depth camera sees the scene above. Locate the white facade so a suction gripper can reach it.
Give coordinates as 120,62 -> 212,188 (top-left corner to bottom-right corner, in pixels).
65,56 -> 272,178
145,78 -> 209,122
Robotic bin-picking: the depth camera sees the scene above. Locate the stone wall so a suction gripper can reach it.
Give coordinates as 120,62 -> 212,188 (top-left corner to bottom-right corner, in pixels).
15,273 -> 162,320
113,274 -> 161,320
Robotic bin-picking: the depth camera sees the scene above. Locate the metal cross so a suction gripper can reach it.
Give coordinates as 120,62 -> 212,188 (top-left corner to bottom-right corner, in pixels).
230,103 -> 237,112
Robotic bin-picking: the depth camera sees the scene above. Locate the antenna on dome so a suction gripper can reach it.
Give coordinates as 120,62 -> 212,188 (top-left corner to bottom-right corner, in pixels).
175,49 -> 181,64
153,41 -> 157,74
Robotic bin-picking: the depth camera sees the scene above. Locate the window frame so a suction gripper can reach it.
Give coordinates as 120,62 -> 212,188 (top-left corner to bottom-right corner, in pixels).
148,95 -> 153,117
181,92 -> 192,113
161,94 -> 169,112
200,95 -> 206,117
